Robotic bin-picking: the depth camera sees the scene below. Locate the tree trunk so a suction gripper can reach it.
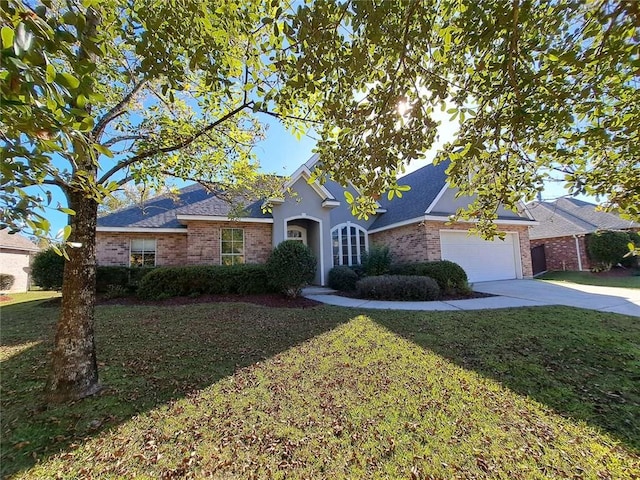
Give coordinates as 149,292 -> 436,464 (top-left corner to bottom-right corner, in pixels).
46,188 -> 101,402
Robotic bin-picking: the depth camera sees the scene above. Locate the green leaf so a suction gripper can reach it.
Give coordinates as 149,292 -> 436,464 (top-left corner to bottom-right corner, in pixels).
46,64 -> 56,83
94,144 -> 114,158
58,72 -> 80,89
344,191 -> 354,204
62,225 -> 72,240
59,207 -> 75,215
76,94 -> 87,108
1,26 -> 14,49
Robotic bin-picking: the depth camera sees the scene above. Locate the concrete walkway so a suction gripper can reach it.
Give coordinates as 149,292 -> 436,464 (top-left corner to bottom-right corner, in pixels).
302,280 -> 640,317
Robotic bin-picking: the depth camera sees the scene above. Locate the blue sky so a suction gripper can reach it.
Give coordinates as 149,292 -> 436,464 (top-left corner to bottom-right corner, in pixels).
39,112 -> 579,238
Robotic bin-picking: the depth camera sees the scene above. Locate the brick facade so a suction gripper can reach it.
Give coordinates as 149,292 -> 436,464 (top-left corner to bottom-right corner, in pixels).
184,221 -> 272,265
530,235 -> 589,272
97,223 -> 273,267
371,220 -> 533,278
369,223 -> 429,264
96,233 -> 188,266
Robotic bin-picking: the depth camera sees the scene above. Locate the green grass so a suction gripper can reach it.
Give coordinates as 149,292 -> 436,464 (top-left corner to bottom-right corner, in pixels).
0,290 -> 61,306
538,270 -> 640,288
1,300 -> 639,478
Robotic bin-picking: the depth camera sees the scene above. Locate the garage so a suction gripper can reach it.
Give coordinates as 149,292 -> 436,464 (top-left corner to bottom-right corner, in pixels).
439,231 -> 522,283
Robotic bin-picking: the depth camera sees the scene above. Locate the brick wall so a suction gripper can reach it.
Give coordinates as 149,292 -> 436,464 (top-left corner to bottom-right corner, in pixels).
369,222 -> 428,263
370,220 -> 534,277
98,223 -> 273,267
184,221 -> 273,265
530,235 -> 588,272
96,233 -> 188,266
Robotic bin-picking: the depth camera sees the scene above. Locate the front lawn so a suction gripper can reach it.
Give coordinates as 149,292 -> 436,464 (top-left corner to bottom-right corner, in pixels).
1,300 -> 638,478
0,290 -> 61,306
538,269 -> 640,288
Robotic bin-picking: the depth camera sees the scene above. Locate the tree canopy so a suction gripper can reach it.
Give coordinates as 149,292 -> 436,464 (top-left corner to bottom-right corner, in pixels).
2,0 -> 639,239
283,0 -> 639,235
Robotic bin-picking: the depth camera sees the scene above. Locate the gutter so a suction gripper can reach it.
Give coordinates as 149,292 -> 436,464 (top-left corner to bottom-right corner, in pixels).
573,234 -> 583,271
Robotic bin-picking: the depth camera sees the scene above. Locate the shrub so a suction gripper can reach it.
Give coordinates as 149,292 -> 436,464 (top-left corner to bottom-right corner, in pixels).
0,274 -> 15,291
587,230 -> 638,271
266,240 -> 316,298
137,264 -> 273,300
328,266 -> 358,291
96,266 -> 155,293
102,284 -> 129,300
356,275 -> 440,301
389,260 -> 469,293
361,245 -> 392,276
31,248 -> 65,290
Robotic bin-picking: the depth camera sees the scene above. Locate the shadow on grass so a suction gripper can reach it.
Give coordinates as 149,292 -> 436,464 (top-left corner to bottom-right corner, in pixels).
371,305 -> 640,452
0,301 -> 353,478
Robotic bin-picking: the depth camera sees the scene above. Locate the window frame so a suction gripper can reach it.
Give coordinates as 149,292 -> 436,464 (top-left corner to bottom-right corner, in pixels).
220,227 -> 245,265
129,238 -> 157,267
286,225 -> 307,245
331,222 -> 368,267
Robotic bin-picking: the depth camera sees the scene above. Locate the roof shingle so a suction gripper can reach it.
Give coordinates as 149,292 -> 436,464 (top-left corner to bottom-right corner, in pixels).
528,198 -> 640,240
0,229 -> 40,252
97,184 -> 271,229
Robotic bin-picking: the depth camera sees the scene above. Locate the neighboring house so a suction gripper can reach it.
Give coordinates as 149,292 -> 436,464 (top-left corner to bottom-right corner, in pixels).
0,229 -> 40,293
527,198 -> 640,274
97,155 -> 536,284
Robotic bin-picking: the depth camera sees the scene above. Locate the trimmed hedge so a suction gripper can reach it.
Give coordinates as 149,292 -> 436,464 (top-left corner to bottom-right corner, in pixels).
266,240 -> 316,298
96,266 -> 154,293
0,274 -> 15,291
356,275 -> 440,301
137,264 -> 273,300
328,266 -> 358,291
389,260 -> 469,293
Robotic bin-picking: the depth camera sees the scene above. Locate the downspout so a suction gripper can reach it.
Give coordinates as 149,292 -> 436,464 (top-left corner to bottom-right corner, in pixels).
573,235 -> 583,271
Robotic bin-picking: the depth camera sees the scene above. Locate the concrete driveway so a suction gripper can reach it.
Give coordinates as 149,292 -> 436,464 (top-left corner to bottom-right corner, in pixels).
473,279 -> 640,317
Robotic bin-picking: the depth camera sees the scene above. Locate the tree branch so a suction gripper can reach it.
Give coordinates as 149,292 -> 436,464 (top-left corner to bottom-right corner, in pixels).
98,101 -> 252,184
92,80 -> 146,141
256,109 -> 323,125
103,134 -> 148,148
507,0 -> 521,104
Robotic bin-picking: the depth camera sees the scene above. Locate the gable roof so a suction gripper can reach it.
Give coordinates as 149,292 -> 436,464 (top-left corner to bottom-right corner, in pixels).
527,198 -> 640,240
369,161 -> 451,230
0,229 -> 40,252
97,184 -> 271,230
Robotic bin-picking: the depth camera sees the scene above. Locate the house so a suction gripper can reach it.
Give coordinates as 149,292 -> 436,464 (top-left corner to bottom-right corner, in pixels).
0,229 -> 40,293
96,155 -> 536,284
527,198 -> 640,274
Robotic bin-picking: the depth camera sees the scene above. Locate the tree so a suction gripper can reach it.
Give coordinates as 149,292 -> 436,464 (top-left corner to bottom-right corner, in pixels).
1,0 -> 315,402
2,0 -> 639,402
280,0 -> 639,236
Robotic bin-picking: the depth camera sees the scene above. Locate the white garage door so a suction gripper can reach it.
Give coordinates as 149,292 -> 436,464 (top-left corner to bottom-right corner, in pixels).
440,231 -> 521,283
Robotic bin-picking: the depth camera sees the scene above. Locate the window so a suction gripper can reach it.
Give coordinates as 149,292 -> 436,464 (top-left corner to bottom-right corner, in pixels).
130,239 -> 156,267
331,223 -> 367,266
287,225 -> 307,245
221,228 -> 244,265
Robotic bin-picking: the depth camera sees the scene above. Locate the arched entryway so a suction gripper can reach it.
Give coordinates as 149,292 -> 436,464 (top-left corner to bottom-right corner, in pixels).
284,216 -> 323,285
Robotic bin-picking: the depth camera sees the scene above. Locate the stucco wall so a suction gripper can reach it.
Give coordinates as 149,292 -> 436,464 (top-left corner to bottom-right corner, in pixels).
0,248 -> 33,292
